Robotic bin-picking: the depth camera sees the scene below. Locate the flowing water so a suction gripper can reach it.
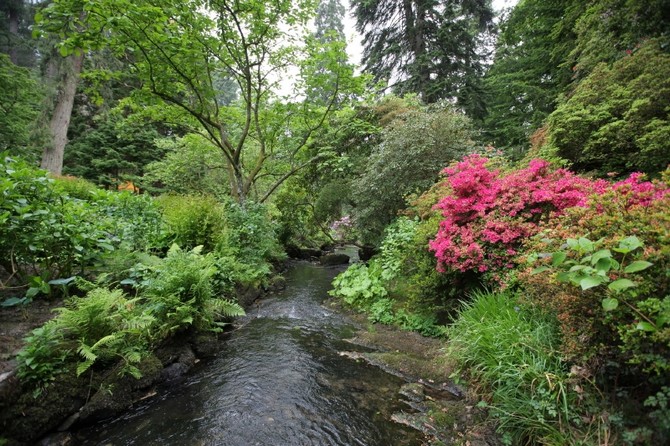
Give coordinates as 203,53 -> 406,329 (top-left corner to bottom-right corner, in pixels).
74,262 -> 425,446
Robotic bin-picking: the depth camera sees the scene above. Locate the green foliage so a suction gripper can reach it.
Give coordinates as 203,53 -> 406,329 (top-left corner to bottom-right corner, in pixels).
447,290 -> 598,445
17,245 -> 245,391
0,54 -> 41,155
482,0 -> 577,157
545,39 -> 670,176
532,236 -> 654,314
0,155 -> 163,301
529,234 -> 669,376
139,245 -> 244,335
37,0 -> 362,203
352,0 -> 493,111
331,262 -> 388,306
141,135 -> 229,197
156,194 -> 226,252
63,111 -> 167,190
52,175 -> 98,199
567,0 -> 670,79
351,105 -> 475,244
16,321 -> 68,392
217,201 -> 285,264
330,217 -> 449,336
516,187 -> 669,443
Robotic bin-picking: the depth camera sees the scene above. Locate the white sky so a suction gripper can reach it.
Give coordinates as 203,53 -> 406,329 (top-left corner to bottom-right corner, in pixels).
342,0 -> 519,67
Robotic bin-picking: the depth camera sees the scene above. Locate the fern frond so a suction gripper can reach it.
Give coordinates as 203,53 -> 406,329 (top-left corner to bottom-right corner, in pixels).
77,343 -> 97,362
76,359 -> 95,377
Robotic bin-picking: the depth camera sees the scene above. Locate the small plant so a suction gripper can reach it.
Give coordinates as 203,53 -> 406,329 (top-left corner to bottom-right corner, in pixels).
16,321 -> 68,395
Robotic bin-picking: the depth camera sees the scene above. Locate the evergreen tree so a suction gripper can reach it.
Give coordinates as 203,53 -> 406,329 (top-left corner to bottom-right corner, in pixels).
482,0 -> 581,157
315,0 -> 346,42
352,0 -> 494,114
309,0 -> 349,105
0,0 -> 36,67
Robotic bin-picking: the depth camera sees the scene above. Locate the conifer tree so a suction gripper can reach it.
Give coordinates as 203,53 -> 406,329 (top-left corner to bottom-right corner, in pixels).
352,0 -> 494,114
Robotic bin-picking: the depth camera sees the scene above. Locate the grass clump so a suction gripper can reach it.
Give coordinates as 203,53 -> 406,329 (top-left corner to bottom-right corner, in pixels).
447,290 -> 603,445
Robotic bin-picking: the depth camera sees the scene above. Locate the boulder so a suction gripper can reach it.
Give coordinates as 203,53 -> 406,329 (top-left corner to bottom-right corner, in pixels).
319,253 -> 350,266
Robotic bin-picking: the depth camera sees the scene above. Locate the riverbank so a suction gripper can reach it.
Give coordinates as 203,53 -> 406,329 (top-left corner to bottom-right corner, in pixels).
332,302 -> 502,446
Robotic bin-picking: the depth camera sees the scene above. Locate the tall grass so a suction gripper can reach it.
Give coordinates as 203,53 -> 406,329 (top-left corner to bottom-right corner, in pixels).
447,290 -> 586,445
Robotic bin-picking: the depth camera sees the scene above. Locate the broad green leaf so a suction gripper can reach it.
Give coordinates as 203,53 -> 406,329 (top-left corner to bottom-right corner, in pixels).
1,297 -> 29,307
49,276 -> 76,286
636,321 -> 656,332
602,298 -> 619,311
613,236 -> 643,254
595,257 -> 613,272
580,276 -> 603,290
566,238 -> 578,249
590,249 -> 612,265
578,237 -> 594,252
624,261 -> 653,274
551,252 -> 566,267
608,279 -> 636,292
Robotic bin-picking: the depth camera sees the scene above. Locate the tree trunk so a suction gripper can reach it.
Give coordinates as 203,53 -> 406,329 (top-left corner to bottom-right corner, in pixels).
40,52 -> 84,175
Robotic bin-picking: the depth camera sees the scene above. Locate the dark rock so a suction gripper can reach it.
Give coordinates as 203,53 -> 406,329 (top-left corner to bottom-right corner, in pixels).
37,432 -> 73,446
235,283 -> 262,307
57,412 -> 80,431
300,248 -> 322,260
160,362 -> 190,382
0,368 -> 88,443
0,368 -> 20,411
284,244 -> 302,259
265,275 -> 286,292
358,246 -> 378,262
320,243 -> 335,252
191,333 -> 220,358
77,355 -> 162,425
319,253 -> 350,266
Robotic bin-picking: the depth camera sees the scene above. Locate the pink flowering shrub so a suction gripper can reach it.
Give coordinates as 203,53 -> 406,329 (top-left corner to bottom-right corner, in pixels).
429,155 -> 611,274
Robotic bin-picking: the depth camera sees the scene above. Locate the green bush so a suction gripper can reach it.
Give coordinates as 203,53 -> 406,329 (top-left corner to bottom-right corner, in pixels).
447,290 -> 599,445
545,39 -> 670,177
0,156 -> 165,303
156,194 -> 226,252
214,200 -> 285,288
517,181 -> 669,444
139,245 -> 244,335
330,217 -> 449,336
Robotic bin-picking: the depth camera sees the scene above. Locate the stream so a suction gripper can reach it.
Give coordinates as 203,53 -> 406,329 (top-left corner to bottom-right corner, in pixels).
72,262 -> 425,445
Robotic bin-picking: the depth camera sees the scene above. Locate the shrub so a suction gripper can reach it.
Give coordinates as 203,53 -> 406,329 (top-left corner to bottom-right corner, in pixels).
156,194 -> 226,252
52,175 -> 98,199
351,105 -> 475,244
139,245 -> 244,335
330,217 -> 449,336
518,177 -> 670,444
17,246 -> 245,392
429,155 -> 608,280
520,183 -> 669,372
545,39 -> 670,177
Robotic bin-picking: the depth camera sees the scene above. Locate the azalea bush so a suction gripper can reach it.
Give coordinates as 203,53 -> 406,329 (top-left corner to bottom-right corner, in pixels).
429,155 -> 606,279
